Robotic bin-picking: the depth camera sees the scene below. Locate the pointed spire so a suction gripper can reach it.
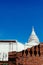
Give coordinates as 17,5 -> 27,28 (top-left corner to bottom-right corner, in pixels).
32,26 -> 34,32
28,26 -> 40,43
32,26 -> 36,35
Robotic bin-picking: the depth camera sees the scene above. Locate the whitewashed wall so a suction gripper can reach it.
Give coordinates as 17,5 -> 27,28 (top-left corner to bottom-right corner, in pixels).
0,42 -> 9,61
0,42 -> 9,52
0,42 -> 17,61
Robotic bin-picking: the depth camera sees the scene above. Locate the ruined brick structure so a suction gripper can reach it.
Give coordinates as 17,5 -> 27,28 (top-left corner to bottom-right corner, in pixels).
8,43 -> 43,65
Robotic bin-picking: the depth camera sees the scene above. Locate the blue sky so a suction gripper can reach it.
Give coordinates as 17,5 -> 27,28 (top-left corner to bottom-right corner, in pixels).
0,0 -> 43,43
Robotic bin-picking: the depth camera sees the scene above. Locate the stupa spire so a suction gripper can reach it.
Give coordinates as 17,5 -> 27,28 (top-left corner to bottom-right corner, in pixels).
28,26 -> 40,43
32,26 -> 34,31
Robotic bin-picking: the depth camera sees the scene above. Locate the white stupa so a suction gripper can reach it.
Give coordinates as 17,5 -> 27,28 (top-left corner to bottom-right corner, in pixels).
25,27 -> 40,49
28,27 -> 40,43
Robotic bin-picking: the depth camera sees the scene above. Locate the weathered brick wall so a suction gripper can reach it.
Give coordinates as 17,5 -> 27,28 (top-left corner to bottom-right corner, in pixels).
8,43 -> 43,65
